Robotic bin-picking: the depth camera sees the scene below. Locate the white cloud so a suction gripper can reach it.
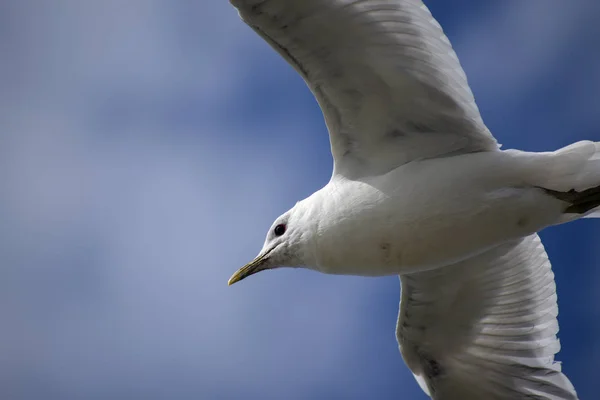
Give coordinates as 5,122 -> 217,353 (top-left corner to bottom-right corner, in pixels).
453,0 -> 599,102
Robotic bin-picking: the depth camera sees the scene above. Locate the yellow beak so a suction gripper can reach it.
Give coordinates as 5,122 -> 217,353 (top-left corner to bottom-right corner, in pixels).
227,250 -> 273,286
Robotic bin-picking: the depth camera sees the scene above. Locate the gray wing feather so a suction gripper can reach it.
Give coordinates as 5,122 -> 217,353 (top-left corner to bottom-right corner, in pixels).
397,234 -> 578,399
231,0 -> 498,178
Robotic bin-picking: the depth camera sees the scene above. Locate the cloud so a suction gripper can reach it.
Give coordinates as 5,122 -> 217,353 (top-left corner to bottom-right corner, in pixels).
453,1 -> 599,100
446,0 -> 600,149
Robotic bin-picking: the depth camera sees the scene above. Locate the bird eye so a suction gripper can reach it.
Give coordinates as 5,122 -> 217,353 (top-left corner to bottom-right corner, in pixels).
273,224 -> 286,236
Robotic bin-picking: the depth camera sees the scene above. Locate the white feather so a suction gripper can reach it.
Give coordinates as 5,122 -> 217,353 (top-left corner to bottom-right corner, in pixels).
397,234 -> 578,399
232,0 -> 498,178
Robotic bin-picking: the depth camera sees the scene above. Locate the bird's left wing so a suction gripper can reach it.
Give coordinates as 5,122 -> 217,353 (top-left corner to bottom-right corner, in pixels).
397,234 -> 578,399
231,0 -> 498,179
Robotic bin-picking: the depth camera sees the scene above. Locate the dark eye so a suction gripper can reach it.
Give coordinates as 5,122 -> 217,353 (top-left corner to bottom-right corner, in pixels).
273,224 -> 286,236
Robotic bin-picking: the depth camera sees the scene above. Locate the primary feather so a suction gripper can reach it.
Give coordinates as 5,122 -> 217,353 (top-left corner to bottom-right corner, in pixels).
397,234 -> 577,399
232,0 -> 498,178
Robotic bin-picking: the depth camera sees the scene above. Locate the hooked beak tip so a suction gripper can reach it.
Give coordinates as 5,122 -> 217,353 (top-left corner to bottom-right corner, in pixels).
227,253 -> 270,286
227,273 -> 243,286
227,267 -> 250,286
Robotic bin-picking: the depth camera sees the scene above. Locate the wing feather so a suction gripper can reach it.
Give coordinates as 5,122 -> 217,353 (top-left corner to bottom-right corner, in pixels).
231,0 -> 498,178
397,234 -> 578,399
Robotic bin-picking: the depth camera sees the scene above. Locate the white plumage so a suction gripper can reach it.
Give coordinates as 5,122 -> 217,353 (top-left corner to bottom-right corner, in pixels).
398,234 -> 576,399
228,1 -> 599,399
231,0 -> 497,178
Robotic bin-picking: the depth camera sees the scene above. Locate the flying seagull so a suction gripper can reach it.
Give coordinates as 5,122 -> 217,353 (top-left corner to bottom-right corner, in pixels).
227,1 -> 599,398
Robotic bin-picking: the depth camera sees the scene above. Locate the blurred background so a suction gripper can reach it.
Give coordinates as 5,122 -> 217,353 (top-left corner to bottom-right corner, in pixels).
1,0 -> 599,399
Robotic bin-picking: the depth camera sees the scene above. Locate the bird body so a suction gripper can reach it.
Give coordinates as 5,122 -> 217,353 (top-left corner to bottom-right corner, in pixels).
227,0 -> 599,398
312,149 -> 567,276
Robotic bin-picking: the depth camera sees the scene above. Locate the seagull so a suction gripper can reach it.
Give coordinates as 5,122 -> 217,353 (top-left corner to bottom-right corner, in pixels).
227,1 -> 599,398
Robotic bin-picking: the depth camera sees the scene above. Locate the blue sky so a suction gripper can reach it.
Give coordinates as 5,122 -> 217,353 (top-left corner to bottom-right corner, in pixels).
1,1 -> 599,399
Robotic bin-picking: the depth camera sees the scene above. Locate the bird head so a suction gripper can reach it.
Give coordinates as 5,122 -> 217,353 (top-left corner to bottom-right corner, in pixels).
227,201 -> 317,285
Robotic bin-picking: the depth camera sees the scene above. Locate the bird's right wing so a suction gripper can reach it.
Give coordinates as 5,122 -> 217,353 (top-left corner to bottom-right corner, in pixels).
397,234 -> 578,399
231,0 -> 498,179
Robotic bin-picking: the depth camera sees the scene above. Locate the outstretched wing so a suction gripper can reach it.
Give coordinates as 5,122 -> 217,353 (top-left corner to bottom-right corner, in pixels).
231,0 -> 498,178
397,234 -> 578,399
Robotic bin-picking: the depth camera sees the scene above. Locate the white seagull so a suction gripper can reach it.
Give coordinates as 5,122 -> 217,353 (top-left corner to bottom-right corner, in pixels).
227,1 -> 599,399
